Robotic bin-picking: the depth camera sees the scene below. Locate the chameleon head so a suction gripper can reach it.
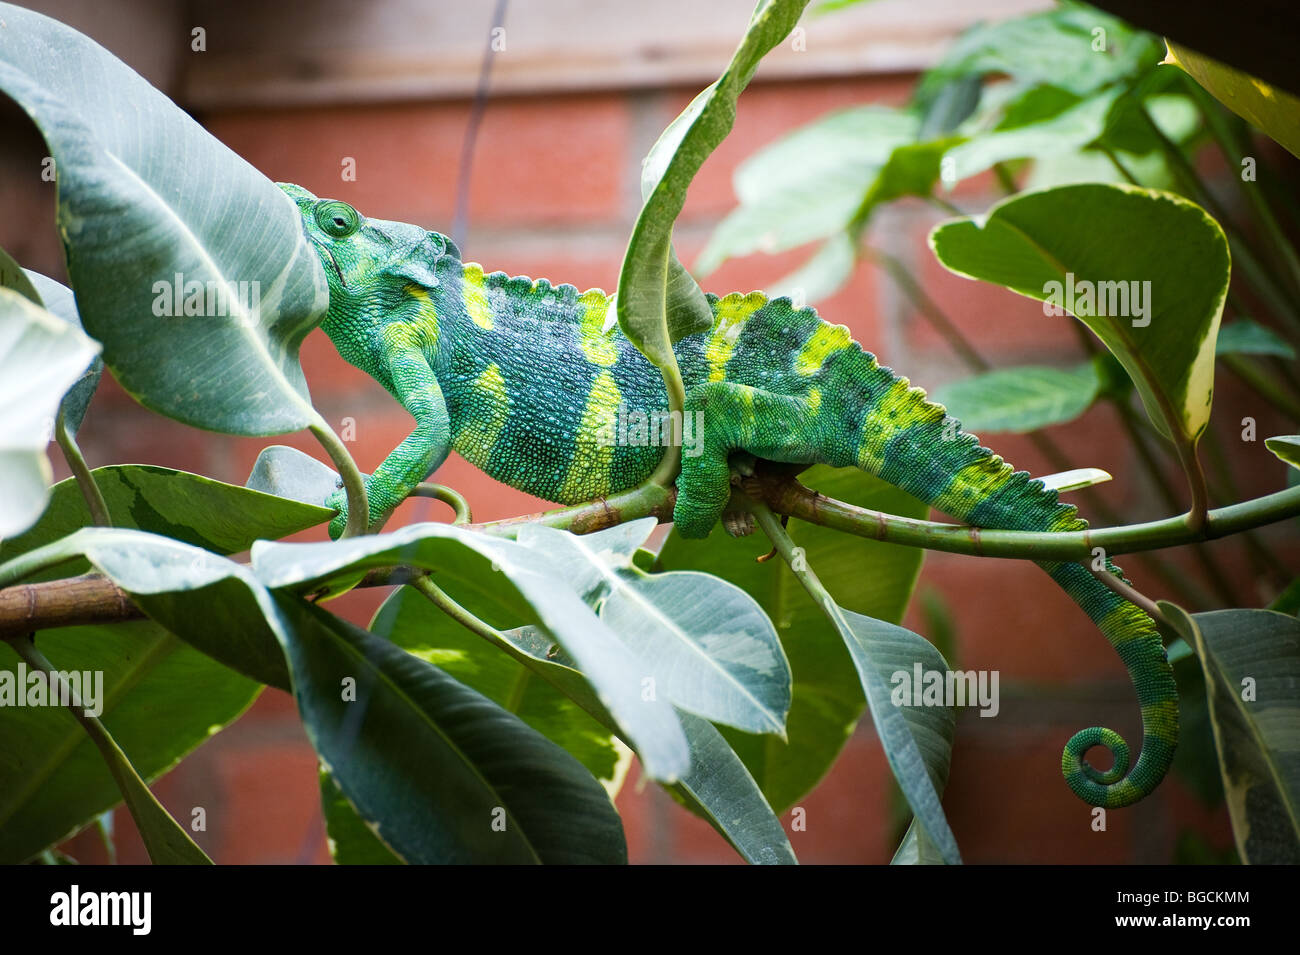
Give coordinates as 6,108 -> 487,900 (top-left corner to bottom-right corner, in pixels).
277,183 -> 458,302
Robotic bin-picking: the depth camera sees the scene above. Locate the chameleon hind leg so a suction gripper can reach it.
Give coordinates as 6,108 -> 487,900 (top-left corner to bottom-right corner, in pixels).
672,382 -> 820,538
327,345 -> 452,539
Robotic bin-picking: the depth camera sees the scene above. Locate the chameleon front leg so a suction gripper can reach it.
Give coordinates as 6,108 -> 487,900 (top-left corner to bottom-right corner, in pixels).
328,346 -> 451,539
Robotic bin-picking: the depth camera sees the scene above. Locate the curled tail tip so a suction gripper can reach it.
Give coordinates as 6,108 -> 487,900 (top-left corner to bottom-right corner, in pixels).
1061,724 -> 1178,809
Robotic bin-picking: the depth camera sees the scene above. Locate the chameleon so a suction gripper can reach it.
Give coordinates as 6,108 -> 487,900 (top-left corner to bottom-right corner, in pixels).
280,182 -> 1178,809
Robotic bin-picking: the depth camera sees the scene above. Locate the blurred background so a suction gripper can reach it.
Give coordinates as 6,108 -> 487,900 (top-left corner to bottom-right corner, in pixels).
5,0 -> 1293,863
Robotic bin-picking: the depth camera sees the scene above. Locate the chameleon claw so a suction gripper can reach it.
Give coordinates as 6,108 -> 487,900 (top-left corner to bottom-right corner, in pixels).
722,509 -> 755,538
755,514 -> 788,562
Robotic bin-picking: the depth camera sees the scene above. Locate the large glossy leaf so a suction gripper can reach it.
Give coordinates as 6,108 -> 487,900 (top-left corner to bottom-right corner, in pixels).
370,585 -> 630,791
1165,41 -> 1300,158
0,287 -> 100,538
272,594 -> 626,864
929,183 -> 1230,444
1,465 -> 333,576
620,0 -> 811,368
371,585 -> 794,864
0,2 -> 328,434
0,619 -> 259,863
0,527 -> 294,689
657,466 -> 927,812
516,521 -> 791,735
250,524 -> 690,782
826,607 -> 957,864
931,363 -> 1100,434
1162,603 -> 1300,863
319,769 -> 402,864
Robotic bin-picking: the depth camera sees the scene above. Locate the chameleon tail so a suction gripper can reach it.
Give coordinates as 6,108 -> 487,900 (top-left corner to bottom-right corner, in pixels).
826,349 -> 1178,808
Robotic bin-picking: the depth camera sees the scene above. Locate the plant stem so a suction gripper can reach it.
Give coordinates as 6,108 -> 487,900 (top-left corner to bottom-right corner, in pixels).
308,416 -> 369,538
1087,564 -> 1167,623
1110,397 -> 1236,605
55,412 -> 111,527
928,196 -> 965,217
411,482 -> 473,524
648,352 -> 687,489
992,161 -> 1018,196
739,471 -> 1300,562
6,471 -> 1300,636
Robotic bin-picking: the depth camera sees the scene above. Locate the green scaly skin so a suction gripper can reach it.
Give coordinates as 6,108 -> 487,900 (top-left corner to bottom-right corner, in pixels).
282,183 -> 1178,809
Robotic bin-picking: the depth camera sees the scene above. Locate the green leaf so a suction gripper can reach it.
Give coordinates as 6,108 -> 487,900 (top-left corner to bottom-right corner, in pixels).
620,0 -> 811,369
319,769 -> 403,864
0,620 -> 259,863
370,585 -> 630,791
929,182 -> 1230,445
250,524 -> 691,782
272,594 -> 626,864
1269,578 -> 1300,616
245,444 -> 345,509
916,74 -> 982,140
0,244 -> 40,302
0,286 -> 100,537
657,466 -> 927,811
34,659 -> 214,865
0,2 -> 328,434
861,136 -> 965,215
1266,436 -> 1300,471
943,86 -> 1122,182
697,107 -> 918,275
1217,320 -> 1296,359
823,605 -> 959,864
915,7 -> 1161,104
372,585 -> 793,864
24,271 -> 103,436
1161,603 -> 1300,863
2,465 -> 333,577
1166,41 -> 1300,158
0,526 -> 294,689
516,521 -> 791,736
931,363 -> 1100,433
1038,467 -> 1113,494
669,711 -> 797,863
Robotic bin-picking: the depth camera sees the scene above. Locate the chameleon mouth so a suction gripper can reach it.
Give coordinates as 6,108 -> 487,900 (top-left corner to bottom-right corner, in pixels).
312,238 -> 348,288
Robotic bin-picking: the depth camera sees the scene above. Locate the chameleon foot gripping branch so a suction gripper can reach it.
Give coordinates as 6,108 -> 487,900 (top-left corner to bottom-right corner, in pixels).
282,184 -> 1178,807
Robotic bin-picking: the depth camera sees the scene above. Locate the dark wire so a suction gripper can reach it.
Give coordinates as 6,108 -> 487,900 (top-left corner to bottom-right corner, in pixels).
451,0 -> 510,251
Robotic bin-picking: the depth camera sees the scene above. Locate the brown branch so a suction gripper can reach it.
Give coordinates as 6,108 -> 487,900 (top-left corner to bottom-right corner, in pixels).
4,465 -> 1299,639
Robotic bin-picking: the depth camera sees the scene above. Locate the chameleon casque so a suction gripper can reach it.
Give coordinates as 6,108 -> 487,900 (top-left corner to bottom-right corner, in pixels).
281,182 -> 1178,809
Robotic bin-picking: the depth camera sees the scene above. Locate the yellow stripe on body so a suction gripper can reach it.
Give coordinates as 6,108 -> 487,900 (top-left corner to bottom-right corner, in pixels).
558,371 -> 621,503
705,292 -> 767,382
854,374 -> 942,473
577,290 -> 619,367
462,263 -> 495,331
795,321 -> 853,376
453,363 -> 510,469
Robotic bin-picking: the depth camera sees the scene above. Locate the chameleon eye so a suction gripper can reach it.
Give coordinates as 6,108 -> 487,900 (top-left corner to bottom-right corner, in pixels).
314,200 -> 362,239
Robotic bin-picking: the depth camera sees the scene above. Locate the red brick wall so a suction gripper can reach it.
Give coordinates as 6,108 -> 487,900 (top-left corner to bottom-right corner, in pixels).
43,70 -> 1285,864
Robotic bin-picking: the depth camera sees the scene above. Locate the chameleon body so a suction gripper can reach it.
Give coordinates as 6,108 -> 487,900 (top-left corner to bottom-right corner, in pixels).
282,183 -> 1178,808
